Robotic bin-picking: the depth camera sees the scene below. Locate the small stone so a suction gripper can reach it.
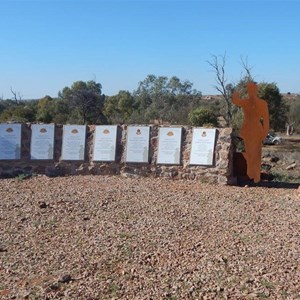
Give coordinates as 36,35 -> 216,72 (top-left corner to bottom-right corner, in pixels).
49,282 -> 60,290
286,163 -> 296,170
39,202 -> 47,209
59,274 -> 72,283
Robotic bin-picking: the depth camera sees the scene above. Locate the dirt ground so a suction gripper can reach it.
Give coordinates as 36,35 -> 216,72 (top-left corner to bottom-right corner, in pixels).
0,175 -> 299,299
1,133 -> 299,299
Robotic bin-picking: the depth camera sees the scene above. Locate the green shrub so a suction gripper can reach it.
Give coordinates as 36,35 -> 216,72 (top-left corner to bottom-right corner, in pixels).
188,107 -> 218,127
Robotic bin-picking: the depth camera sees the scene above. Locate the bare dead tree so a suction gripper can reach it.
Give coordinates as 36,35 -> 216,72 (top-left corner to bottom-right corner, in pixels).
207,53 -> 233,126
240,56 -> 255,82
10,87 -> 22,103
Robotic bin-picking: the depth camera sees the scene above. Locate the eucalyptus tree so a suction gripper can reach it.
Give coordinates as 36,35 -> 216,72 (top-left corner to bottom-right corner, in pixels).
133,74 -> 202,124
104,90 -> 136,124
257,82 -> 288,131
58,80 -> 107,124
207,54 -> 255,127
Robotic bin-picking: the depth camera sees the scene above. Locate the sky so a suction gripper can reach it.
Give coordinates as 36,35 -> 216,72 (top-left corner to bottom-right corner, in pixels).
0,0 -> 299,99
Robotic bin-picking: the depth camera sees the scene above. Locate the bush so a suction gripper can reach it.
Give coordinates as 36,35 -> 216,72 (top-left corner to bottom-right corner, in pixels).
188,107 -> 218,127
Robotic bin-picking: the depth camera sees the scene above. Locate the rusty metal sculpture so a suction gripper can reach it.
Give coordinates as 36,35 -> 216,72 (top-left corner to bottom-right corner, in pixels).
232,82 -> 270,183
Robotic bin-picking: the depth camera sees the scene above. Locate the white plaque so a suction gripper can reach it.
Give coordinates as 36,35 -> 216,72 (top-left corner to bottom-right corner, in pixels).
0,124 -> 21,160
125,126 -> 150,163
30,124 -> 55,160
93,125 -> 117,161
157,127 -> 182,164
61,125 -> 86,160
189,128 -> 216,165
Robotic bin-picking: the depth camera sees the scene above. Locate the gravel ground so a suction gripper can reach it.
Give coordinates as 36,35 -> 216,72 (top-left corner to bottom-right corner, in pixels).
0,175 -> 299,300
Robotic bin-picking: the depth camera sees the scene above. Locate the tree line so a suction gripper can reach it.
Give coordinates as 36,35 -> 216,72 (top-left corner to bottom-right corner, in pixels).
0,71 -> 299,133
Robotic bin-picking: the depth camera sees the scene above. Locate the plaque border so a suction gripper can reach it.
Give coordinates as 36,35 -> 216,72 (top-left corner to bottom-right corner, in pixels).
157,127 -> 182,165
61,124 -> 86,161
189,127 -> 216,166
125,125 -> 150,163
30,124 -> 55,160
93,125 -> 118,162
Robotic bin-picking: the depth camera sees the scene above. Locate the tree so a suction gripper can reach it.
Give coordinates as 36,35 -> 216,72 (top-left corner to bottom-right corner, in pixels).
233,79 -> 288,132
257,82 -> 288,131
36,95 -> 77,124
58,80 -> 107,124
10,87 -> 22,103
0,101 -> 37,123
133,74 -> 201,124
36,95 -> 56,123
51,99 -> 70,124
208,54 -> 256,127
207,53 -> 233,126
104,91 -> 136,123
188,107 -> 218,127
0,101 -> 4,115
233,57 -> 255,98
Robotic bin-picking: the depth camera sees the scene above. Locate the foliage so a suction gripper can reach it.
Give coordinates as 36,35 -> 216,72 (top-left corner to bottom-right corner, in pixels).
51,99 -> 70,124
133,74 -> 202,124
287,96 -> 300,132
233,79 -> 288,132
257,82 -> 288,131
269,170 -> 300,183
36,95 -> 56,123
231,108 -> 244,132
15,172 -> 34,181
0,74 -> 294,130
104,91 -> 136,124
0,100 -> 37,123
0,101 -> 6,115
188,107 -> 218,127
208,54 -> 257,128
35,95 -> 76,124
58,80 -> 107,124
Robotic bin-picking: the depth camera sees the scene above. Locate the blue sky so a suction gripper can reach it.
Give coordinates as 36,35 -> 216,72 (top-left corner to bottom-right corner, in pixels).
0,0 -> 299,99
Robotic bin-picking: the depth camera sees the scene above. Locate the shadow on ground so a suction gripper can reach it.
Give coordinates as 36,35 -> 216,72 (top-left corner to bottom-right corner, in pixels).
237,178 -> 299,189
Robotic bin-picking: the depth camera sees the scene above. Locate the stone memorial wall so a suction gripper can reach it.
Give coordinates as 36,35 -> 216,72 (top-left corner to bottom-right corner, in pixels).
0,123 -> 234,184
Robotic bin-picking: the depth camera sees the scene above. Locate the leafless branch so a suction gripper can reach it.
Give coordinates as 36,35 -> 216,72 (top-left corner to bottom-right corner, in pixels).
240,56 -> 255,81
10,87 -> 22,103
207,53 -> 232,126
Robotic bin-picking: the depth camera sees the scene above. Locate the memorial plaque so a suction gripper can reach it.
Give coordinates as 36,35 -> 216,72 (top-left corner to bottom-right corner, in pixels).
125,126 -> 150,163
189,128 -> 216,165
0,123 -> 21,160
93,125 -> 117,161
157,127 -> 182,164
30,124 -> 55,160
61,125 -> 86,160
